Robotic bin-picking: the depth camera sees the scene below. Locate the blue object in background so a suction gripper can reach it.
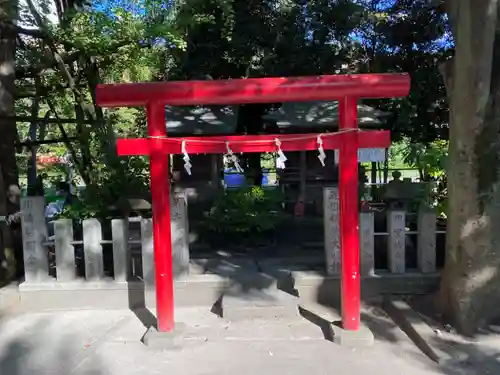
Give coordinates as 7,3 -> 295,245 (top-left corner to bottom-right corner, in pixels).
224,168 -> 272,187
224,168 -> 246,188
261,169 -> 270,186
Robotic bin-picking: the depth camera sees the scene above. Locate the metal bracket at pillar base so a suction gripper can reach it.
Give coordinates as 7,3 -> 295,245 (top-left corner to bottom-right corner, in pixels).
141,323 -> 186,350
329,322 -> 374,348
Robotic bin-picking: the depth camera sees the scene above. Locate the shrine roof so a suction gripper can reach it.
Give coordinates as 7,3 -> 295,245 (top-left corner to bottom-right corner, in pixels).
165,101 -> 388,135
165,105 -> 237,135
262,101 -> 389,127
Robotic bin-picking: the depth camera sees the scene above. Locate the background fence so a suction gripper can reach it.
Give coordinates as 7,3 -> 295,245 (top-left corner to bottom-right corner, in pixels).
20,195 -> 189,285
19,188 -> 442,289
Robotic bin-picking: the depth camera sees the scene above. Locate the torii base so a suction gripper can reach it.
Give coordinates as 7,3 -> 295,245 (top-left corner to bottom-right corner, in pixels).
142,323 -> 186,350
330,322 -> 374,347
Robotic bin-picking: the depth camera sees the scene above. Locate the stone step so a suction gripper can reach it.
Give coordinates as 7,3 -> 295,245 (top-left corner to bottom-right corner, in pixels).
218,284 -> 299,321
190,258 -> 259,276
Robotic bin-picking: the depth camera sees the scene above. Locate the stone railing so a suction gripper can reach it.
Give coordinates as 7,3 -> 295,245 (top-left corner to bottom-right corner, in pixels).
20,195 -> 189,285
323,187 -> 442,276
12,189 -> 444,311
19,188 -> 442,288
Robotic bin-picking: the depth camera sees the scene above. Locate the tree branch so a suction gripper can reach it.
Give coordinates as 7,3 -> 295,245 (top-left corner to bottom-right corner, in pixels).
18,137 -> 77,147
0,115 -> 96,124
15,25 -> 46,39
15,81 -> 90,99
16,39 -> 146,78
27,76 -> 42,185
25,0 -> 97,121
16,49 -> 83,78
46,99 -> 91,185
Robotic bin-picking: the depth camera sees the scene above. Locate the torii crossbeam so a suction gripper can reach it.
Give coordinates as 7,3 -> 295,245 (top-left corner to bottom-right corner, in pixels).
96,74 -> 410,334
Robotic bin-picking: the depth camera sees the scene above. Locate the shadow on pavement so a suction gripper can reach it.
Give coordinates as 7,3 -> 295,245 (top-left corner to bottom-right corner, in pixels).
127,278 -> 157,330
402,336 -> 500,375
309,277 -> 500,375
0,314 -> 107,375
298,304 -> 334,341
191,256 -> 278,313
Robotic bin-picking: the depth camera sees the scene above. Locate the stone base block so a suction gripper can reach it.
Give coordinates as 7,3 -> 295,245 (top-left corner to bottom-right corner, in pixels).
142,323 -> 186,350
330,323 -> 374,347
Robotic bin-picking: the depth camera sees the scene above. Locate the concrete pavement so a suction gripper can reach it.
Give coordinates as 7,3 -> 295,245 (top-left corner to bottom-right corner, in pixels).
0,306 -> 462,375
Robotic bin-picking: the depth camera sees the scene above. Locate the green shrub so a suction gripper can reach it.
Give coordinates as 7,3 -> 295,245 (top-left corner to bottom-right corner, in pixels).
200,186 -> 288,244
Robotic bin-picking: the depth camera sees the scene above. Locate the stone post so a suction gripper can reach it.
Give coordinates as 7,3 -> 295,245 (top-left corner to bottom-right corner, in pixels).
359,211 -> 375,276
141,192 -> 190,285
111,218 -> 130,282
323,187 -> 340,275
171,192 -> 189,278
141,218 -> 155,286
417,207 -> 437,273
20,197 -> 50,283
54,219 -> 76,281
82,218 -> 104,280
387,210 -> 406,273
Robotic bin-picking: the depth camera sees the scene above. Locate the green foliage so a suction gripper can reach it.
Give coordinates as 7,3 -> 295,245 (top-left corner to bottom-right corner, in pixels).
392,138 -> 448,216
434,174 -> 447,218
13,0 -> 187,218
200,187 -> 287,239
394,138 -> 448,179
11,0 -> 452,221
58,156 -> 151,220
56,7 -> 185,83
356,0 -> 451,143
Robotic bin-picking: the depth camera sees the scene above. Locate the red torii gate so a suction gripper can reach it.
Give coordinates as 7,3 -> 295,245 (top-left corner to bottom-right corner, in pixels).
96,74 -> 410,334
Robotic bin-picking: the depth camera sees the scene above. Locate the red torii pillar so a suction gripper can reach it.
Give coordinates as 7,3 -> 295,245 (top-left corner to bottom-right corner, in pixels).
96,74 -> 410,333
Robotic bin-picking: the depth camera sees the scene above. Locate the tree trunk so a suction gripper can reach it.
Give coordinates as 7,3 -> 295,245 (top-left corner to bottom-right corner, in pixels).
0,1 -> 20,281
27,77 -> 41,188
439,0 -> 500,335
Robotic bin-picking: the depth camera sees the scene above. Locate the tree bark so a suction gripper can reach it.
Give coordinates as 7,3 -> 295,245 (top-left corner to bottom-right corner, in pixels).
27,77 -> 41,188
439,0 -> 500,335
0,0 -> 19,281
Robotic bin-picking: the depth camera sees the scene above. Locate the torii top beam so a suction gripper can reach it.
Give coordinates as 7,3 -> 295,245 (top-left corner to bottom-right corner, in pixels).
96,73 -> 410,108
